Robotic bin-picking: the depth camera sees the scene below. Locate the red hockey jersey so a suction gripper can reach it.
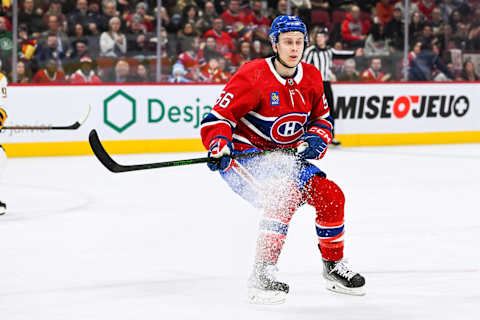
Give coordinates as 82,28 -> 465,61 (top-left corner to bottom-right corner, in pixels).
200,58 -> 332,152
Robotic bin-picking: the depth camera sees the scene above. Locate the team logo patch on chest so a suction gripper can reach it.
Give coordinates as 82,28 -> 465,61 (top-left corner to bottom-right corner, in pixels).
270,92 -> 280,106
270,113 -> 308,144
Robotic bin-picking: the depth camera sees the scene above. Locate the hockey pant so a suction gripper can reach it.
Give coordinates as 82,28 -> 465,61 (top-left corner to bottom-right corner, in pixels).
219,150 -> 344,264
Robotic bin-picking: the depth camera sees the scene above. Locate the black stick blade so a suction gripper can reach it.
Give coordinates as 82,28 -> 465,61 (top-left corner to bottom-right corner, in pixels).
88,129 -> 124,172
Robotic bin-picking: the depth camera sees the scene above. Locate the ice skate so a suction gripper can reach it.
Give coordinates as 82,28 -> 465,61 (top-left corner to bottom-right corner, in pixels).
248,262 -> 289,305
323,259 -> 365,296
0,200 -> 6,215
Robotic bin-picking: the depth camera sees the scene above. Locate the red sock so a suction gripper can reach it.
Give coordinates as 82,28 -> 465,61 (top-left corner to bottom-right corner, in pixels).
304,177 -> 345,261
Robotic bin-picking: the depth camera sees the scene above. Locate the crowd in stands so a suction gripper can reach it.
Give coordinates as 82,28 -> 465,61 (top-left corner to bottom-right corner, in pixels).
0,0 -> 479,83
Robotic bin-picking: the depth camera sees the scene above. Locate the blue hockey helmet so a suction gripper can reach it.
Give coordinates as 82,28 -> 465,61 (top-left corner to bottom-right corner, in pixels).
269,15 -> 308,46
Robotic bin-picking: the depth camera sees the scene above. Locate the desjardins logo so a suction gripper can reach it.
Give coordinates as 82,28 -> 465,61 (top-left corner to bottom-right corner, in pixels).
103,90 -> 212,133
104,90 -> 136,133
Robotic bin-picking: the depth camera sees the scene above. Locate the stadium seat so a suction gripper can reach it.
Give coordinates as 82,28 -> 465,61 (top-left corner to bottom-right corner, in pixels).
332,10 -> 346,25
360,11 -> 372,22
311,9 -> 331,26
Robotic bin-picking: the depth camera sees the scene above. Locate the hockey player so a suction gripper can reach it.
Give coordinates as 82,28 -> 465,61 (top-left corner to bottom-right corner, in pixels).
0,71 -> 7,215
200,15 -> 365,304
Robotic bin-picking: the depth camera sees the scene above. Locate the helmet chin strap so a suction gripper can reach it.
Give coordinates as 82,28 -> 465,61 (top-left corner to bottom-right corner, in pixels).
275,52 -> 298,69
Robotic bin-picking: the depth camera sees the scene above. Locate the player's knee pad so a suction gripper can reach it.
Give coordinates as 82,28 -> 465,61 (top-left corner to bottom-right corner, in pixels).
304,176 -> 345,223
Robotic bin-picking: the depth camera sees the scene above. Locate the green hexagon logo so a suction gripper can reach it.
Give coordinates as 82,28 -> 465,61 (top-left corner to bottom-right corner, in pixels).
104,90 -> 136,133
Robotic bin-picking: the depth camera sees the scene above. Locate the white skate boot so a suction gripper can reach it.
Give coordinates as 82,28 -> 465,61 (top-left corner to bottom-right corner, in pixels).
248,262 -> 289,305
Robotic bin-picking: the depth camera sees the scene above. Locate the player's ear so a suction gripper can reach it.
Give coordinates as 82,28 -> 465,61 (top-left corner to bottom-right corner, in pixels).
272,43 -> 277,53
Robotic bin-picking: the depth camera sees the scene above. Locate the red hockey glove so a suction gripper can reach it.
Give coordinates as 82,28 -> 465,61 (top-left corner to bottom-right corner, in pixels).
296,125 -> 332,160
207,136 -> 234,172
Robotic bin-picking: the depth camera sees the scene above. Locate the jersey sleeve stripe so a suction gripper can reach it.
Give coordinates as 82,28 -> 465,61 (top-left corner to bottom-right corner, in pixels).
211,110 -> 237,128
240,118 -> 272,142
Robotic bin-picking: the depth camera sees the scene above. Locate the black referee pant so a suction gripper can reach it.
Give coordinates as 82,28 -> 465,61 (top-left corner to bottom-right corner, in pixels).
323,81 -> 336,138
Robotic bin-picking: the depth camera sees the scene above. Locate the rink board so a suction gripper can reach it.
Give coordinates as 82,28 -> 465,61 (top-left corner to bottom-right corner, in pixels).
2,82 -> 480,157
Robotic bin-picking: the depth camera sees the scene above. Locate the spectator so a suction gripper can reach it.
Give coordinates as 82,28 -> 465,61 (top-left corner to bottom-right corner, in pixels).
376,0 -> 394,25
417,0 -> 437,20
177,0 -> 198,13
10,60 -> 33,83
178,22 -> 198,53
291,0 -> 312,30
35,33 -> 66,69
438,0 -> 456,22
341,5 -> 371,48
40,15 -> 70,56
458,60 -> 479,81
364,22 -> 391,57
200,55 -> 228,83
69,56 -> 101,83
17,24 -> 38,61
126,2 -> 154,33
247,0 -> 271,41
178,36 -> 201,70
127,13 -> 148,35
217,55 -> 233,80
409,11 -> 425,45
221,0 -> 249,31
448,9 -> 462,33
231,40 -> 252,67
360,58 -> 391,82
199,35 -> 221,64
67,0 -> 90,34
452,22 -> 469,50
73,37 -> 90,58
168,63 -> 191,83
202,18 -> 234,57
182,5 -> 200,27
415,24 -> 434,48
337,58 -> 361,82
99,0 -> 118,32
430,8 -> 444,35
0,17 -> 12,65
102,59 -> 136,83
132,62 -> 153,83
385,7 -> 404,51
19,0 -> 45,36
99,16 -> 127,57
196,1 -> 218,35
32,58 -> 66,83
408,41 -> 423,66
408,42 -> 454,81
42,0 -> 67,29
272,0 -> 288,17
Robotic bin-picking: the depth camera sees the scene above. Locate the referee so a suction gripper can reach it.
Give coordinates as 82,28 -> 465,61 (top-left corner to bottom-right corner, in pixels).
303,27 -> 362,146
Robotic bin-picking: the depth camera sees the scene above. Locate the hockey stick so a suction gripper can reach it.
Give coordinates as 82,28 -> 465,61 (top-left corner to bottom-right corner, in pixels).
3,105 -> 91,130
89,129 -> 297,173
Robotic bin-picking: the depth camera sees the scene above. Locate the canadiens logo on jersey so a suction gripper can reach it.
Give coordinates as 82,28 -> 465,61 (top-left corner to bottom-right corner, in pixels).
270,92 -> 280,106
270,113 -> 307,144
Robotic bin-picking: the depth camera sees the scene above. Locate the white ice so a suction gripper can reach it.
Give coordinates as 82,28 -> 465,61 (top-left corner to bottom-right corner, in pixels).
0,144 -> 479,320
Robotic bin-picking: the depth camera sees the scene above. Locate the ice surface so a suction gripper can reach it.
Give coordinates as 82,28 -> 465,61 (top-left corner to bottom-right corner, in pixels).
0,144 -> 479,320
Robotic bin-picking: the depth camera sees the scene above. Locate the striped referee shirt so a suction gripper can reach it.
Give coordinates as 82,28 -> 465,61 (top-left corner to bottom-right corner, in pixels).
303,46 -> 355,81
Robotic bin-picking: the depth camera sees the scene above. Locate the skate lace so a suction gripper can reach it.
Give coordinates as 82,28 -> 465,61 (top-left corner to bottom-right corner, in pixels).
330,261 -> 356,280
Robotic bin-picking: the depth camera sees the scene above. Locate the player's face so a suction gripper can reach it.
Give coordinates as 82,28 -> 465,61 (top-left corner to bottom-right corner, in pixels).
275,31 -> 304,67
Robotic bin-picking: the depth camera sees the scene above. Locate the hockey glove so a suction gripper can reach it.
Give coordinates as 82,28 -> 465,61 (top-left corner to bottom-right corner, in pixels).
0,108 -> 6,131
207,136 -> 234,172
296,126 -> 332,160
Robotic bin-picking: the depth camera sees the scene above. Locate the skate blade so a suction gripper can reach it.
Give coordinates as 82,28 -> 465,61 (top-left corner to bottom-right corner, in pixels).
326,279 -> 365,296
248,287 -> 287,305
